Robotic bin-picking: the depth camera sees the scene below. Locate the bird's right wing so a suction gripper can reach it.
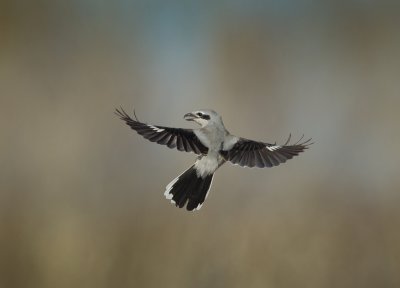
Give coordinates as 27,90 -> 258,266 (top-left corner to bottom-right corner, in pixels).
115,108 -> 208,155
221,134 -> 312,168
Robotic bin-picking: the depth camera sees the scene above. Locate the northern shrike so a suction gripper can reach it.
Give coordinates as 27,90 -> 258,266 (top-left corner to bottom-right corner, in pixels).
116,108 -> 312,211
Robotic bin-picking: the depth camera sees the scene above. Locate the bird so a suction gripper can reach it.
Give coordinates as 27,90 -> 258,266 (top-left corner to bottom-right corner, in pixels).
115,108 -> 312,211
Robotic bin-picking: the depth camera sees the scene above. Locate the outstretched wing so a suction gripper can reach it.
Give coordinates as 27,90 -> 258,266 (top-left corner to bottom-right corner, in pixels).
221,134 -> 312,168
115,108 -> 208,155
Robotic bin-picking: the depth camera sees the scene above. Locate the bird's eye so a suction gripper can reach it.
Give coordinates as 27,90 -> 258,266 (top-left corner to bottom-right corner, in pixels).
197,112 -> 203,117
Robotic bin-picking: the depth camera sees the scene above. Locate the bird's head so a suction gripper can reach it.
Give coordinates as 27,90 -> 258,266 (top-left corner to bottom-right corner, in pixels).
184,109 -> 222,128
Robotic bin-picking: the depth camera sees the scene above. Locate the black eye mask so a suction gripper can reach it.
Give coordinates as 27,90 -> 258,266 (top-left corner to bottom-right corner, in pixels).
197,112 -> 210,120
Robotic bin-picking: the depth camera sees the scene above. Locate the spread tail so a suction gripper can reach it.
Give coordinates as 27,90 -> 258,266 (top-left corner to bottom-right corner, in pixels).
164,165 -> 214,211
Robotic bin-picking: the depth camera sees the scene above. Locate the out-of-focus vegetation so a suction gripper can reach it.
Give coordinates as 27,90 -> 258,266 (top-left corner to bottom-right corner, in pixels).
1,1 -> 400,287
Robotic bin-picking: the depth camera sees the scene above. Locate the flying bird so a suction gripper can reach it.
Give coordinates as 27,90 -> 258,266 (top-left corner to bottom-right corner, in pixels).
115,108 -> 312,211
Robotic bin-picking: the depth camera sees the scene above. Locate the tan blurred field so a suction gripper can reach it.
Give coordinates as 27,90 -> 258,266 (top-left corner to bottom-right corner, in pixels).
1,1 -> 400,287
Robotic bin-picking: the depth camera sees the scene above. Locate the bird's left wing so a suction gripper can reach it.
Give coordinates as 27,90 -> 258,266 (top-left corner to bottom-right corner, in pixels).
221,135 -> 312,168
116,108 -> 208,155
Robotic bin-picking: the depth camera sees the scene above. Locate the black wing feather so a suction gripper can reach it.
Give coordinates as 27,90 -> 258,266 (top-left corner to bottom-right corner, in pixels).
221,135 -> 312,168
116,108 -> 208,155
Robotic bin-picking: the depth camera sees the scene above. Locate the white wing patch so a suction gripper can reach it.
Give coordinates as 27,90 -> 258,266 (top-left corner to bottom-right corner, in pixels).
266,145 -> 281,151
148,125 -> 165,133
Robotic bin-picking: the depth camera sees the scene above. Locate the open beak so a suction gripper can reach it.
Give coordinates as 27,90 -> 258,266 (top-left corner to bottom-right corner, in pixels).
184,112 -> 197,121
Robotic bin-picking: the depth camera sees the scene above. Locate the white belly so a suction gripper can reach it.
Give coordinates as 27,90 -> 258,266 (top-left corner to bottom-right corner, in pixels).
194,155 -> 220,178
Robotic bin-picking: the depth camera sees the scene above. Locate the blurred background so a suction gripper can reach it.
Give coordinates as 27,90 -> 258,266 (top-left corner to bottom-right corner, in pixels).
1,1 -> 400,287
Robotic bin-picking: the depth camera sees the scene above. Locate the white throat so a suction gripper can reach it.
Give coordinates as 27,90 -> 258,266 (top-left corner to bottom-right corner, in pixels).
194,118 -> 209,127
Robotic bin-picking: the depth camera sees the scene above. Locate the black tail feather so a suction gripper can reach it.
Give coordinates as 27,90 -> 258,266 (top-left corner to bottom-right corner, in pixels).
164,166 -> 214,211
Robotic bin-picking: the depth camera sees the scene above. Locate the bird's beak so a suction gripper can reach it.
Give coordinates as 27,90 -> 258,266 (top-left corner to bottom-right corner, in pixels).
184,112 -> 197,121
